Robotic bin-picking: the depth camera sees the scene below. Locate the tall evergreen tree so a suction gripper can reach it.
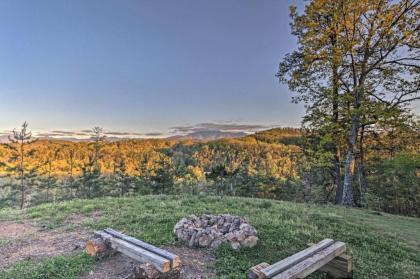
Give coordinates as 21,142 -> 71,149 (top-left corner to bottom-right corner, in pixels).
4,122 -> 38,209
80,127 -> 106,198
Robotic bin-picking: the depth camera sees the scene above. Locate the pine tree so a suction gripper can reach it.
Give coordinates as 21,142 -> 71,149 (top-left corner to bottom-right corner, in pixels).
4,122 -> 38,209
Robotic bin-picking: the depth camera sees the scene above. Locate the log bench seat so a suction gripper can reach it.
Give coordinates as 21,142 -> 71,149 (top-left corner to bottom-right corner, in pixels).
86,228 -> 181,274
249,239 -> 352,279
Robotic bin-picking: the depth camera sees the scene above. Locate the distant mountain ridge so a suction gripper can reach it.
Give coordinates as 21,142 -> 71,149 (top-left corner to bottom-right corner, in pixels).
168,130 -> 247,140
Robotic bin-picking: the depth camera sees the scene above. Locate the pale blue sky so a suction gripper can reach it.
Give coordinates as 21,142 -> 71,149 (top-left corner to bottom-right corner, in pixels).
0,0 -> 306,136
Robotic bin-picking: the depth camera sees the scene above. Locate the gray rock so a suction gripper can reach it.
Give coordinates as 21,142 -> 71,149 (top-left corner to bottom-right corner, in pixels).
217,218 -> 225,227
198,234 -> 214,247
220,225 -> 230,234
201,219 -> 208,228
189,231 -> 197,247
242,236 -> 258,248
210,237 -> 224,249
234,231 -> 246,242
230,241 -> 241,250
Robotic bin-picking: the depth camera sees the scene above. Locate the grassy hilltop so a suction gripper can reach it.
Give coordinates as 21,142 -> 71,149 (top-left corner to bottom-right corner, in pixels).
0,195 -> 419,278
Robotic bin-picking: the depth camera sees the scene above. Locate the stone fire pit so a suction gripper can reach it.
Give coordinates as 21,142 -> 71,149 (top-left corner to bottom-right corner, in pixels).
173,214 -> 258,250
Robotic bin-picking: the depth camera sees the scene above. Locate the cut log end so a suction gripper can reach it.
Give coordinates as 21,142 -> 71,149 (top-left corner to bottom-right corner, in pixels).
86,238 -> 109,256
248,262 -> 270,279
133,263 -> 181,279
171,256 -> 182,269
161,261 -> 171,273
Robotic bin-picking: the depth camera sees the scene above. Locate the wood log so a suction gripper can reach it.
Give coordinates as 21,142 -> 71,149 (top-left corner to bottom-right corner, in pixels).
307,243 -> 352,278
104,228 -> 181,268
319,254 -> 352,278
261,239 -> 335,278
272,241 -> 346,279
248,263 -> 270,279
86,238 -> 109,257
133,263 -> 181,279
95,230 -> 171,273
133,263 -> 162,279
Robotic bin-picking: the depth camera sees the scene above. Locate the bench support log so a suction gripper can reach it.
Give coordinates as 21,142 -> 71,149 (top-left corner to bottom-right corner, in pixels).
251,239 -> 351,279
248,263 -> 270,279
261,239 -> 335,278
104,228 -> 181,269
86,238 -> 110,257
307,243 -> 352,278
87,230 -> 171,273
319,254 -> 352,278
272,241 -> 346,279
133,263 -> 181,279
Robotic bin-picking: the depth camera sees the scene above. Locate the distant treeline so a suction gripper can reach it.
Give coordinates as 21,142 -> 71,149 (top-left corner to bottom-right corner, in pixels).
0,125 -> 419,217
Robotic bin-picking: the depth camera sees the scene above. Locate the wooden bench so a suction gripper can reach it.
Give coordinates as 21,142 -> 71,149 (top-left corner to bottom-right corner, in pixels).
86,228 -> 181,274
249,239 -> 352,279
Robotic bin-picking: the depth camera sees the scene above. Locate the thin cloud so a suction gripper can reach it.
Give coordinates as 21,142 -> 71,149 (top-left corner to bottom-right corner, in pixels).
50,130 -> 90,136
171,122 -> 268,134
105,131 -> 144,136
32,129 -> 156,139
36,130 -> 90,138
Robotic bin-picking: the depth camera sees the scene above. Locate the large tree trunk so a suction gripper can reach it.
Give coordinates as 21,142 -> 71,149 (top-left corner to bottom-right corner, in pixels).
342,115 -> 358,206
20,140 -> 25,210
356,125 -> 368,204
20,175 -> 24,210
333,148 -> 342,204
332,62 -> 342,204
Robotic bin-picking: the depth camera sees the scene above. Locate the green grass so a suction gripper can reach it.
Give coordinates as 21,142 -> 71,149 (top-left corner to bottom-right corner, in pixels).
0,253 -> 94,279
1,195 -> 419,278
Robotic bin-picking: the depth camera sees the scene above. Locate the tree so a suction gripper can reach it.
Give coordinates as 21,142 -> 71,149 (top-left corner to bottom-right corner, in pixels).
150,153 -> 174,194
337,0 -> 419,205
368,152 -> 420,216
278,0 -> 349,204
91,126 -> 106,170
64,145 -> 78,198
113,142 -> 132,196
80,127 -> 106,198
279,0 -> 420,206
206,164 -> 234,195
4,122 -> 38,209
38,140 -> 60,203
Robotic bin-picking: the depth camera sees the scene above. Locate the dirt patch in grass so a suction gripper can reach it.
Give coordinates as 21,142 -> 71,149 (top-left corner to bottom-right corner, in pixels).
81,246 -> 216,279
0,221 -> 38,240
0,220 -> 91,268
66,211 -> 103,225
165,246 -> 217,279
81,253 -> 136,279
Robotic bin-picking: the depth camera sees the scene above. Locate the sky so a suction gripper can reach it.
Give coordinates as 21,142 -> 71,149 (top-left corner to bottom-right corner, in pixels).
0,0 -> 306,138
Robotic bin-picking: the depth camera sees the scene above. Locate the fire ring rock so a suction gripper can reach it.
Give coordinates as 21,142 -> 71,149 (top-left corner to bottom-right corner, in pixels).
173,214 -> 258,250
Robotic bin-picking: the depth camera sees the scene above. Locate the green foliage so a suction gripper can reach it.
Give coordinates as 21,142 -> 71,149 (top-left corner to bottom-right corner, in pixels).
367,153 -> 420,216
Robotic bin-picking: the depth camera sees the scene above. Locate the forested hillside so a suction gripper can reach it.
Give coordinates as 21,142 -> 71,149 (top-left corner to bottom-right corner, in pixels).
0,128 -> 301,207
0,125 -> 418,216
